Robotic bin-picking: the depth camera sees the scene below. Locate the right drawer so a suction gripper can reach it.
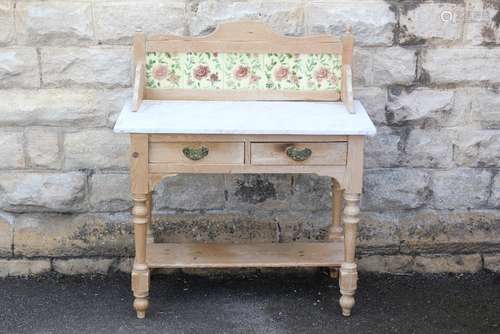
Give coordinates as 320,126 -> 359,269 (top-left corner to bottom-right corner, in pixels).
250,142 -> 347,165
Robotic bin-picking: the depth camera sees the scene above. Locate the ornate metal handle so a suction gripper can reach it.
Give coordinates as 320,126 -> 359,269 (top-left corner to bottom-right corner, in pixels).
286,146 -> 312,162
182,146 -> 209,161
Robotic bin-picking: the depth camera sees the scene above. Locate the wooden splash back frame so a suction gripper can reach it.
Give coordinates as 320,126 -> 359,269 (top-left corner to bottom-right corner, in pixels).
132,21 -> 355,112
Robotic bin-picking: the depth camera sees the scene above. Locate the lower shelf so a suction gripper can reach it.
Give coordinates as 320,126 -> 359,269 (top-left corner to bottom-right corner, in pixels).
146,242 -> 344,268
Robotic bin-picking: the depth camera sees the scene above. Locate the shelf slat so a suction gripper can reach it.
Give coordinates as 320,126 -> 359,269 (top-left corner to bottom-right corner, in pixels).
146,242 -> 344,268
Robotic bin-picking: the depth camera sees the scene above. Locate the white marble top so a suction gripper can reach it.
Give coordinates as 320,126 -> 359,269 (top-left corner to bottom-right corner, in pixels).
113,99 -> 376,136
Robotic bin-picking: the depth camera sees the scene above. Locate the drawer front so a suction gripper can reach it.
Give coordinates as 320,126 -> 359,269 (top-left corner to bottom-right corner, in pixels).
251,142 -> 347,165
150,142 -> 244,164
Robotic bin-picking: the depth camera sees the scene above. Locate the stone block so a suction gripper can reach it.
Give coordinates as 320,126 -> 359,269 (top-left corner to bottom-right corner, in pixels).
105,90 -> 133,127
432,169 -> 492,209
484,254 -> 500,273
358,212 -> 400,254
489,174 -> 500,208
0,48 -> 39,88
453,130 -> 500,167
399,2 -> 465,44
15,1 -> 93,45
190,0 -> 304,36
422,48 -> 500,84
153,213 -> 277,243
464,0 -> 500,45
0,259 -> 51,277
358,255 -> 413,273
386,87 -> 459,126
413,254 -> 482,273
354,87 -> 387,125
364,127 -> 401,168
0,211 -> 13,257
0,172 -> 86,213
0,128 -> 24,168
467,88 -> 500,129
53,258 -> 114,275
0,89 -> 129,127
64,129 -> 129,170
305,0 -> 396,46
371,47 -> 416,85
363,168 -> 431,210
13,212 -> 133,257
41,47 -> 131,88
353,47 -> 416,86
403,129 -> 454,168
288,174 -> 331,211
399,210 -> 500,254
25,127 -> 60,169
268,210 -> 330,242
225,174 -> 292,212
89,173 -> 132,212
116,257 -> 133,273
154,174 -> 226,211
352,48 -> 373,86
0,1 -> 14,45
94,0 -> 186,44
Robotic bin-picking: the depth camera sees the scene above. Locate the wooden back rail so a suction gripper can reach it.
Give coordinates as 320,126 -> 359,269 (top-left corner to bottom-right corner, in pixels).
132,21 -> 354,112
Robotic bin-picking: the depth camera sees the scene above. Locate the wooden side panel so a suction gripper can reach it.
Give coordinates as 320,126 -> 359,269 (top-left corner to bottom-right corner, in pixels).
132,63 -> 145,111
133,31 -> 146,66
133,31 -> 146,111
345,136 -> 364,193
149,142 -> 245,164
130,134 -> 149,194
251,142 -> 347,165
341,32 -> 354,112
341,32 -> 354,67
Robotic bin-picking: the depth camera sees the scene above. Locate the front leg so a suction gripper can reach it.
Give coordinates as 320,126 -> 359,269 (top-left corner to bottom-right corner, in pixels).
339,192 -> 360,316
329,179 -> 343,279
146,192 -> 154,244
132,193 -> 150,319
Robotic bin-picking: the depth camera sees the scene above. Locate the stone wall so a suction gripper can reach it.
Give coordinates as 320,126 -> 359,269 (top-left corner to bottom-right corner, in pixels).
0,0 -> 499,276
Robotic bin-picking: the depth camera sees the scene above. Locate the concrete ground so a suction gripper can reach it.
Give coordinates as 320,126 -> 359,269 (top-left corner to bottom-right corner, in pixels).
0,270 -> 499,334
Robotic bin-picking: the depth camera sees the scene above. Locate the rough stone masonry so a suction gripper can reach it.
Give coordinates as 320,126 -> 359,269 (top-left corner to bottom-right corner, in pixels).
0,0 -> 499,277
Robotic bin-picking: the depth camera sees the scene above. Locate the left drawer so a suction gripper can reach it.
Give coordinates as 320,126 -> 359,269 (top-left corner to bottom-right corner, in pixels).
149,142 -> 245,164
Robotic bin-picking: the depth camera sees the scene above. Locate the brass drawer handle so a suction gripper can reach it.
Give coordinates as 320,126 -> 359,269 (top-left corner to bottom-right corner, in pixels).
286,146 -> 312,162
182,146 -> 209,160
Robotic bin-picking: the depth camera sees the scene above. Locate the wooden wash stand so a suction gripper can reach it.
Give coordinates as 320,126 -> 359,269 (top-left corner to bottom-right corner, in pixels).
113,22 -> 376,318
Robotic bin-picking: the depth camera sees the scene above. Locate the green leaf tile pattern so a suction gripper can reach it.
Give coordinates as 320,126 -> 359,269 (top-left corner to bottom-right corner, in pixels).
145,52 -> 342,92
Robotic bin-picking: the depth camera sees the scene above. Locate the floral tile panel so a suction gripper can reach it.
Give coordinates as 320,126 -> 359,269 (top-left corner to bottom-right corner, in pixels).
223,53 -> 266,90
146,52 -> 342,92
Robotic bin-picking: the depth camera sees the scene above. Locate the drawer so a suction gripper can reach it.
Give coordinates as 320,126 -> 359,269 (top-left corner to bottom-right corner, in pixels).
251,142 -> 347,165
149,142 -> 244,164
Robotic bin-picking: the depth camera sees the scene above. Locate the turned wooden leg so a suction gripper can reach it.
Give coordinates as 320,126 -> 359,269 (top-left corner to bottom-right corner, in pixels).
329,180 -> 344,279
339,192 -> 360,317
146,192 -> 154,244
330,180 -> 344,241
132,193 -> 150,319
